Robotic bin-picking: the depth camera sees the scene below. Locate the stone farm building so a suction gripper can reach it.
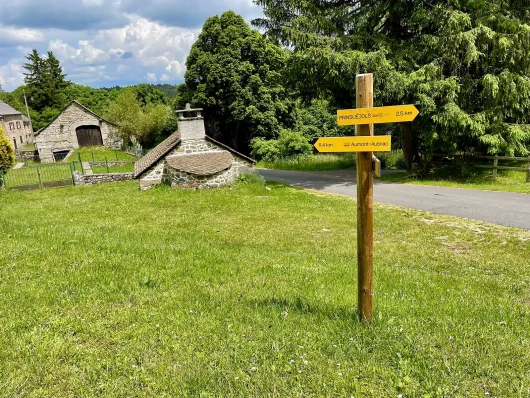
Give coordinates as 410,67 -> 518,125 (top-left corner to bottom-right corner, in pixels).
0,100 -> 34,151
134,105 -> 255,190
35,100 -> 122,163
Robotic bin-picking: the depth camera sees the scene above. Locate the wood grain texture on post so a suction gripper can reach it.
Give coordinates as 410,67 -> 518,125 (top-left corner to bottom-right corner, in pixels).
355,73 -> 374,323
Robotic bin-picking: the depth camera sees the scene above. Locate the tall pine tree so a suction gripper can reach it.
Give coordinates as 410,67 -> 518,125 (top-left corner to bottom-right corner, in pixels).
254,0 -> 530,168
23,50 -> 69,112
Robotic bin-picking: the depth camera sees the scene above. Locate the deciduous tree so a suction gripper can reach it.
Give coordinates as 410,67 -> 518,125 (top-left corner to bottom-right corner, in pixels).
0,126 -> 15,173
184,11 -> 294,153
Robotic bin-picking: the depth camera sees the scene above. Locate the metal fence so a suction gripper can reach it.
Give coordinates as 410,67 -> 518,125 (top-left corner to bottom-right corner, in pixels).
0,162 -> 79,191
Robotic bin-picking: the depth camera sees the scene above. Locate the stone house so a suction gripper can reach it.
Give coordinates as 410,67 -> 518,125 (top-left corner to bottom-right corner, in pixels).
35,100 -> 122,163
134,105 -> 255,190
0,101 -> 34,150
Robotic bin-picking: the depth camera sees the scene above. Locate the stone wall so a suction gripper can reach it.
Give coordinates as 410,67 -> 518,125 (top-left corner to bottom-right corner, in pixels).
73,171 -> 133,186
139,161 -> 167,190
179,117 -> 206,140
165,139 -> 253,189
36,102 -> 122,163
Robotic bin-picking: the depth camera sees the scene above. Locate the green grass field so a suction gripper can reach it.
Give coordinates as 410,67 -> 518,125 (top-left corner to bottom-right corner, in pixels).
381,168 -> 530,194
91,163 -> 135,174
1,181 -> 529,396
72,146 -> 136,163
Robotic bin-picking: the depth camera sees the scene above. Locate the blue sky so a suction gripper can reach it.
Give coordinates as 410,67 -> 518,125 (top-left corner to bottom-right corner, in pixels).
0,0 -> 263,91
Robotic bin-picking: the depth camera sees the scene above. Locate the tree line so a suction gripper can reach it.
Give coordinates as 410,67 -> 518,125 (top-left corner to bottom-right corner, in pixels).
2,1 -> 530,170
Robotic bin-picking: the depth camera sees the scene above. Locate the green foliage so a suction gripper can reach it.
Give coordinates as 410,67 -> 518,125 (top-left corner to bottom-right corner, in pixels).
184,11 -> 294,153
254,0 -> 530,164
257,153 -> 356,171
23,50 -> 69,112
152,84 -> 180,99
251,129 -> 312,161
236,171 -> 265,185
64,84 -> 112,116
376,150 -> 407,170
292,99 -> 344,140
0,126 -> 16,172
105,89 -> 170,146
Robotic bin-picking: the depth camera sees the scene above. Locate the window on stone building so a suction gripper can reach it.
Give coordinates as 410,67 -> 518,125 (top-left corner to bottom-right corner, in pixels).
16,121 -> 21,129
9,122 -> 14,130
13,138 -> 17,149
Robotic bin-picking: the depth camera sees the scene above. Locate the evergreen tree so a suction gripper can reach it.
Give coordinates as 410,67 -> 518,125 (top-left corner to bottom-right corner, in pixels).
23,50 -> 69,112
254,0 -> 530,168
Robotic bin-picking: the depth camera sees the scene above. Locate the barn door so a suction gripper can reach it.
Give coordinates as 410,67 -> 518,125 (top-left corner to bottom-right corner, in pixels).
76,125 -> 103,147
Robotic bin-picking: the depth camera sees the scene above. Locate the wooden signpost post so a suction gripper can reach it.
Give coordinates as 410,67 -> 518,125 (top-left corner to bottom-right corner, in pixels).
314,73 -> 419,323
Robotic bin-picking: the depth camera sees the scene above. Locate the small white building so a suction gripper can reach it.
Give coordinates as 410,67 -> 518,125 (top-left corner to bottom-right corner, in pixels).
35,100 -> 122,163
0,101 -> 34,150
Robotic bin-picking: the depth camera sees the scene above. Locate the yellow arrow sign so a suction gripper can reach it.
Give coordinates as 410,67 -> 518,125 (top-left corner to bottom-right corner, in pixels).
337,105 -> 419,126
314,136 -> 391,153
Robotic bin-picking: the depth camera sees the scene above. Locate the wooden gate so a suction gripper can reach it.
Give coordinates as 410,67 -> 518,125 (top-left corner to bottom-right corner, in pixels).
76,125 -> 103,147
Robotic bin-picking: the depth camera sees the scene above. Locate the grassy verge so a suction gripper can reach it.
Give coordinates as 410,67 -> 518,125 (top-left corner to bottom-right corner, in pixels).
381,167 -> 530,194
1,181 -> 529,396
91,163 -> 135,174
72,146 -> 136,162
257,151 -> 404,172
257,154 -> 357,171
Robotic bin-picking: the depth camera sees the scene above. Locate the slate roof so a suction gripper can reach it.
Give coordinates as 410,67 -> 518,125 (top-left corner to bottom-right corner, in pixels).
35,100 -> 117,136
166,151 -> 233,175
134,131 -> 182,178
0,101 -> 22,116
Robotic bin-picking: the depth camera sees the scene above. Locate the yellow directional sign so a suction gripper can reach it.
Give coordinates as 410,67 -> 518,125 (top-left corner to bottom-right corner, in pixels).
337,105 -> 419,126
314,136 -> 391,153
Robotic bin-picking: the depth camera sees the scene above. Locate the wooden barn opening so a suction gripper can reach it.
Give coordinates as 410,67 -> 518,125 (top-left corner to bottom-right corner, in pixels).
76,125 -> 103,147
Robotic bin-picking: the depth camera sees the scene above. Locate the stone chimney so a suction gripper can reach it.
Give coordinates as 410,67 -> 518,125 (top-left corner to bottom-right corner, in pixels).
176,103 -> 205,141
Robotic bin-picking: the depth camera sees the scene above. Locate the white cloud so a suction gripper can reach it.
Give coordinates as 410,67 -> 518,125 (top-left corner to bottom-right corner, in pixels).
82,0 -> 104,6
0,25 -> 44,45
46,16 -> 197,86
0,61 -> 25,90
146,72 -> 157,82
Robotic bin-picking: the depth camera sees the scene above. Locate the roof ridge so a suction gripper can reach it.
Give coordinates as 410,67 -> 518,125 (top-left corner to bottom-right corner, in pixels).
34,100 -> 117,136
134,131 -> 182,178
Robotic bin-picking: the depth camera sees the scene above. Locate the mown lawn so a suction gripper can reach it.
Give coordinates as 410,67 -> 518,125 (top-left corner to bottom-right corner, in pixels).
91,163 -> 135,174
0,180 -> 529,397
381,168 -> 530,194
72,146 -> 137,162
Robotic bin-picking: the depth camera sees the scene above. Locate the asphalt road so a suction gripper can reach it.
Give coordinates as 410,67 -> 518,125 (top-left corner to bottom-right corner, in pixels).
258,169 -> 530,230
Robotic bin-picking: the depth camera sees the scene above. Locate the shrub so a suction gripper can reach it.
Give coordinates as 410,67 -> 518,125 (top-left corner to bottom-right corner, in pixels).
376,150 -> 406,170
251,129 -> 312,162
237,172 -> 265,185
0,126 -> 15,172
251,138 -> 281,162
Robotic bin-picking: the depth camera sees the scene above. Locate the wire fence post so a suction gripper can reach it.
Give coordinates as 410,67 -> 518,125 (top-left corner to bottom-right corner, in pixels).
36,166 -> 43,189
92,152 -> 95,162
115,151 -> 119,161
78,152 -> 84,174
105,157 -> 110,173
0,169 -> 5,189
527,155 -> 530,183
